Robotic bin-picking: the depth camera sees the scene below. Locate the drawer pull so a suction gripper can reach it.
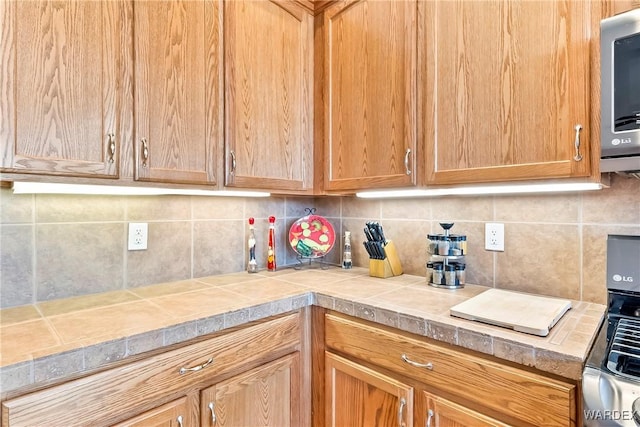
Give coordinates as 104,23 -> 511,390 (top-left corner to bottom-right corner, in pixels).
398,397 -> 406,427
426,409 -> 434,427
573,124 -> 583,161
208,402 -> 217,426
107,133 -> 116,163
230,150 -> 237,174
404,148 -> 412,175
401,354 -> 433,370
179,357 -> 213,375
141,138 -> 149,168
177,415 -> 184,427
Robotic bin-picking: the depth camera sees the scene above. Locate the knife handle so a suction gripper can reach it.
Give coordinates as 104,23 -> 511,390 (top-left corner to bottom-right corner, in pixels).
368,225 -> 381,243
364,227 -> 374,242
363,241 -> 373,258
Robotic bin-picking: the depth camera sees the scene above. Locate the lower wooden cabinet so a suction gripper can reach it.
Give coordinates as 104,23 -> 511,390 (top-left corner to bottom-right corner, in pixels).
0,308 -> 581,427
201,353 -> 301,427
322,311 -> 578,427
1,312 -> 304,427
422,391 -> 510,427
325,352 -> 413,427
113,394 -> 199,427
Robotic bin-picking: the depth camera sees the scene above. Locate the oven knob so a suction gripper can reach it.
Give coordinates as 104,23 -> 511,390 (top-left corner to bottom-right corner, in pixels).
633,397 -> 640,426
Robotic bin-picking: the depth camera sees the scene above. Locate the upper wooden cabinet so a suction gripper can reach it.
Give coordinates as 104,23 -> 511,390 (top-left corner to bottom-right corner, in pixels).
322,0 -> 418,192
224,0 -> 314,192
422,1 -> 594,185
0,1 -> 129,178
133,0 -> 222,186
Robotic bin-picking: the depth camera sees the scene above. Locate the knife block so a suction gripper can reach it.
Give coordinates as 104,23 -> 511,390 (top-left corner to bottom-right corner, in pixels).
369,240 -> 403,278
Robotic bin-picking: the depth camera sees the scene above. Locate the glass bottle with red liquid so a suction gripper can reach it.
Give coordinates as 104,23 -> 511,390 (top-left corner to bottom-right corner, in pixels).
267,216 -> 276,271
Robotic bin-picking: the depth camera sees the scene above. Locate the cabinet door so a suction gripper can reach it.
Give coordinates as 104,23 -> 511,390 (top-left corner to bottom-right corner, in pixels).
200,353 -> 301,427
422,391 -> 511,427
224,0 -> 313,192
323,0 -> 418,191
422,1 -> 592,184
325,352 -> 413,427
0,0 -> 128,178
112,394 -> 199,427
133,0 -> 221,185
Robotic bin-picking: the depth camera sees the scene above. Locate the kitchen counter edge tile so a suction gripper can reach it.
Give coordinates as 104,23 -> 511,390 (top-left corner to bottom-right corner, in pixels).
0,267 -> 606,398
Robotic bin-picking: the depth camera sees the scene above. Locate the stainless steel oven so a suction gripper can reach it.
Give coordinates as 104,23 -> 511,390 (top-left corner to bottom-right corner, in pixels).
583,235 -> 640,426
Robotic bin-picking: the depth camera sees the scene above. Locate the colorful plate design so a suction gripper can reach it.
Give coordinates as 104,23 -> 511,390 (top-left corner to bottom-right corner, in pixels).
289,214 -> 336,258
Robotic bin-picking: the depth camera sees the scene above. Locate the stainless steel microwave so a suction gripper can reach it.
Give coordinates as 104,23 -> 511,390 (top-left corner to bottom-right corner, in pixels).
600,9 -> 640,174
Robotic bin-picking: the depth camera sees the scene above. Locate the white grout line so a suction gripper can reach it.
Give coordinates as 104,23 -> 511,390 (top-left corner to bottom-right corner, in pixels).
31,194 -> 37,305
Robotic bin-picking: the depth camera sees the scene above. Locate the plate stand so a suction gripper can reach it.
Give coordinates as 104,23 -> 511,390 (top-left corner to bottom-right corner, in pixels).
293,255 -> 330,270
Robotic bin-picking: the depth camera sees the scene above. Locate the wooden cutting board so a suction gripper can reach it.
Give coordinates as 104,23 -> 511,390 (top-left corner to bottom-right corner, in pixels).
449,289 -> 572,336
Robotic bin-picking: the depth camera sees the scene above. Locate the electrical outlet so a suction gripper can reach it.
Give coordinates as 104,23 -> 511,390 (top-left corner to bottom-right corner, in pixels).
485,223 -> 505,251
128,223 -> 148,251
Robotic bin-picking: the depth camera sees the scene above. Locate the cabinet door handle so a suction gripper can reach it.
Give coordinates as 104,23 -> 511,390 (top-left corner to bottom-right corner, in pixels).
107,133 -> 116,163
208,402 -> 217,426
401,353 -> 433,370
398,397 -> 406,427
573,124 -> 583,161
177,415 -> 184,427
141,138 -> 149,168
404,148 -> 412,175
179,357 -> 213,375
426,409 -> 434,427
230,150 -> 237,174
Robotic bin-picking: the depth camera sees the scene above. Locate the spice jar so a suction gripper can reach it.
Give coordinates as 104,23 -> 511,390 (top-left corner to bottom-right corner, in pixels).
427,235 -> 438,255
432,262 -> 444,285
459,235 -> 467,255
449,235 -> 462,256
444,264 -> 456,286
438,236 -> 449,257
426,261 -> 434,281
455,263 -> 466,285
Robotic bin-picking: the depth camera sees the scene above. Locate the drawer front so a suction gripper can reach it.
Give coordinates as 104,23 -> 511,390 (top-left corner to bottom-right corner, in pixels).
325,313 -> 576,427
2,312 -> 301,427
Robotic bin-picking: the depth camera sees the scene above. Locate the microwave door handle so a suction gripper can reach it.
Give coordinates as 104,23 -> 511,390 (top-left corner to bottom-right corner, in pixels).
614,117 -> 640,126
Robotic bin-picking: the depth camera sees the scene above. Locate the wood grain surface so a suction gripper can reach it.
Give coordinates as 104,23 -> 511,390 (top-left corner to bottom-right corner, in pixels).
224,0 -> 313,191
324,0 -> 417,191
112,393 -> 199,427
325,352 -> 414,427
201,353 -> 300,427
325,313 -> 576,427
1,0 -> 126,178
2,313 -> 300,427
134,0 -> 221,185
423,391 -> 511,427
422,0 -> 594,184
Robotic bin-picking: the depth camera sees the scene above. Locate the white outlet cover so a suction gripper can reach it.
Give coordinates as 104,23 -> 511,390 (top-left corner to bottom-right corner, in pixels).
128,223 -> 148,251
485,222 -> 505,252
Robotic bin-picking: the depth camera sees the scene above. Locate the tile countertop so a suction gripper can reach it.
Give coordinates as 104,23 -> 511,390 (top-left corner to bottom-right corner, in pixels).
0,267 -> 606,397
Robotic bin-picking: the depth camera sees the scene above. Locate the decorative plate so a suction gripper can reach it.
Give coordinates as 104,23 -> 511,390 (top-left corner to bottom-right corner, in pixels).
288,214 -> 336,258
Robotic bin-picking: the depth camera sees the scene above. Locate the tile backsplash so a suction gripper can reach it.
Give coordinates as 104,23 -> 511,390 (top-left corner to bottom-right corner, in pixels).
1,174 -> 638,308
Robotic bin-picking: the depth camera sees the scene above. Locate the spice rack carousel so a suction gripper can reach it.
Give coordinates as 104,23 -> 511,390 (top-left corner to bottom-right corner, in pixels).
427,223 -> 467,289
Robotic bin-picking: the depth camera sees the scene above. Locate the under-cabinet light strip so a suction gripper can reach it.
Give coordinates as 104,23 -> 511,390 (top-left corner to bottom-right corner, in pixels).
355,183 -> 603,198
11,182 -> 270,197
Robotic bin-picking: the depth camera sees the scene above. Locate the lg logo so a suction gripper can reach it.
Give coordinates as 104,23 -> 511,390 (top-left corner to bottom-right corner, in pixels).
613,274 -> 634,283
611,138 -> 632,146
